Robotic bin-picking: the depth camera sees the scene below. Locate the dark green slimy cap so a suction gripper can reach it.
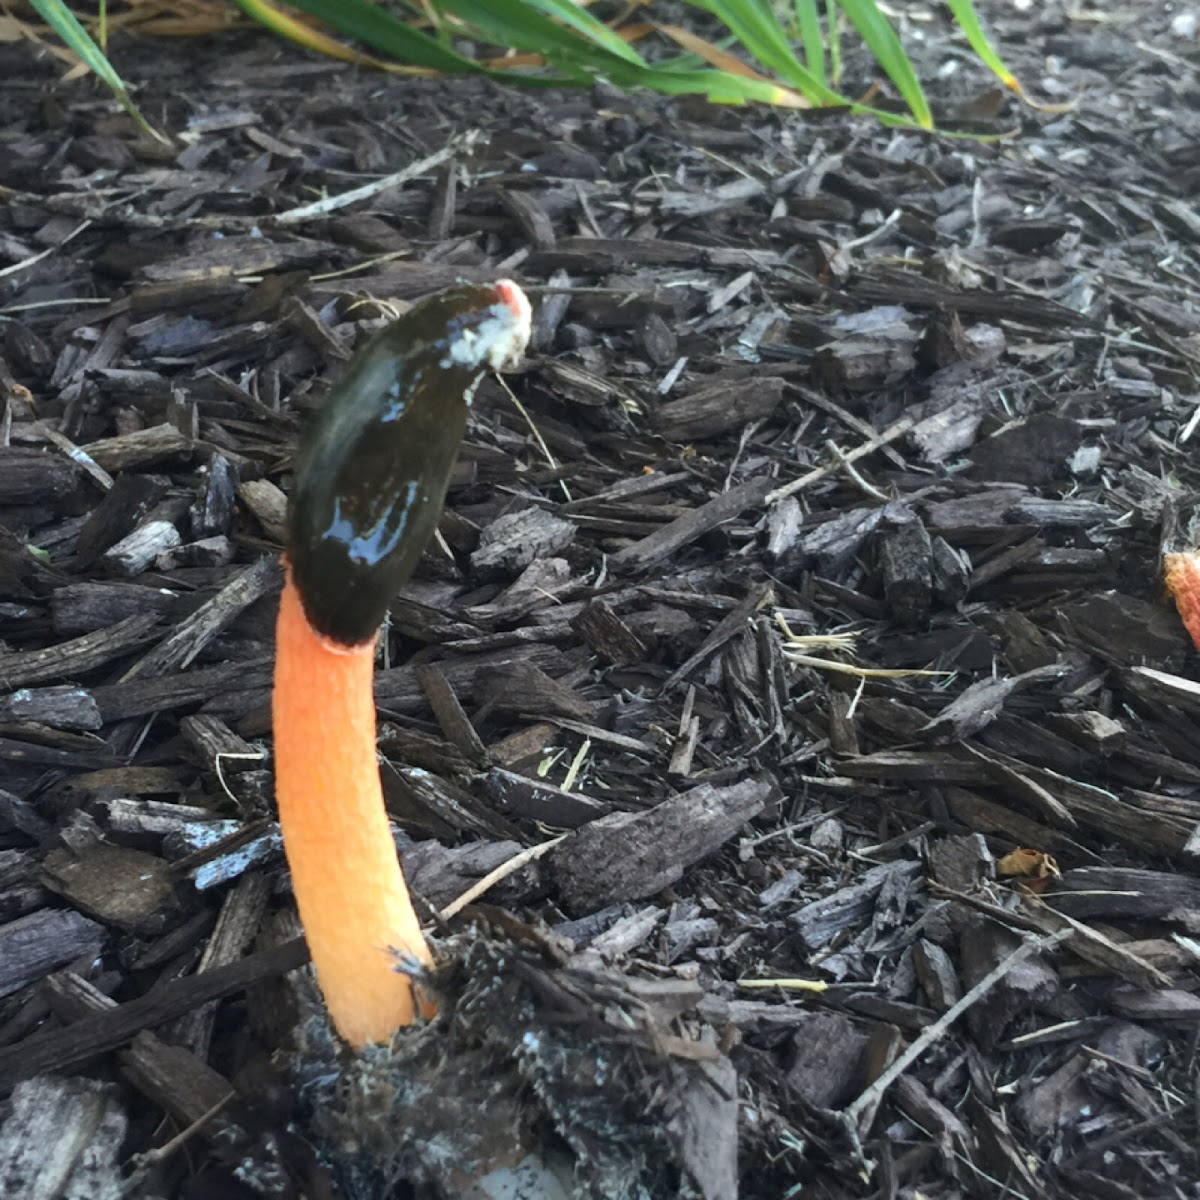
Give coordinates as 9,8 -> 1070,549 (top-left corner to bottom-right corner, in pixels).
287,282 -> 531,645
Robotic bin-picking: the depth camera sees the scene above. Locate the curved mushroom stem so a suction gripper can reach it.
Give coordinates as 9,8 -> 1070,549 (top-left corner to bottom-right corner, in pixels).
273,568 -> 432,1048
272,281 -> 531,1048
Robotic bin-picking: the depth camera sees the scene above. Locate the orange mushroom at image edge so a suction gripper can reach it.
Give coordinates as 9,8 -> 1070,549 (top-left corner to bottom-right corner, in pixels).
272,280 -> 532,1049
1165,549 -> 1200,653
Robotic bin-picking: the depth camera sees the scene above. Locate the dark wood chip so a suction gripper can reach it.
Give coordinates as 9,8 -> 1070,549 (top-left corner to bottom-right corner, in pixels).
0,614 -> 162,689
610,477 -> 773,572
0,938 -> 308,1095
654,376 -> 785,441
551,776 -> 777,912
0,909 -> 105,1000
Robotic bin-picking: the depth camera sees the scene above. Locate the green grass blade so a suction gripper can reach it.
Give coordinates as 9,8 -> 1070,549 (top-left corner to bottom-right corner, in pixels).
27,0 -> 162,139
945,0 -> 1021,93
415,0 -> 810,103
686,0 -> 844,105
835,0 -> 931,128
240,0 -> 481,72
504,0 -> 646,65
688,0 -> 807,81
239,0 -> 812,100
419,0 -> 645,70
826,0 -> 842,84
603,62 -> 810,106
238,0 -> 942,124
646,23 -> 929,125
792,0 -> 826,83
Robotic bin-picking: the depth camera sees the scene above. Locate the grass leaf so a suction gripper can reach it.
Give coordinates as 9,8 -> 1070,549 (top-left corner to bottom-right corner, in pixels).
240,0 -> 482,72
944,0 -> 1022,94
655,23 -> 811,102
835,0 -> 932,128
233,0 -> 438,72
417,0 -> 640,73
28,0 -> 1021,134
501,0 -> 646,66
827,0 -> 842,84
792,0 -> 826,83
685,0 -> 844,106
27,0 -> 163,139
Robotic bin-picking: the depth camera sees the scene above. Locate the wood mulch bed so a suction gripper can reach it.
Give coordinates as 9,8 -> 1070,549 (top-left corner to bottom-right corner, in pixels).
2,2 -> 1200,1196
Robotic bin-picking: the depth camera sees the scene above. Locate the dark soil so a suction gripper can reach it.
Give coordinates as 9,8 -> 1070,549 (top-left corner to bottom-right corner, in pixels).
2,3 -> 1200,1197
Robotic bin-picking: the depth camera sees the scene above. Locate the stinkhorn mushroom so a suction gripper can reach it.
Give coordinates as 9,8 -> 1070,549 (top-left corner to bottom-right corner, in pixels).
1165,550 -> 1200,651
273,281 -> 532,1048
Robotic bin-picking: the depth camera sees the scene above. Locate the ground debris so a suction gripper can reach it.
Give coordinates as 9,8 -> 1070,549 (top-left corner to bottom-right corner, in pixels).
1,6 -> 1199,1195
0,1075 -> 126,1200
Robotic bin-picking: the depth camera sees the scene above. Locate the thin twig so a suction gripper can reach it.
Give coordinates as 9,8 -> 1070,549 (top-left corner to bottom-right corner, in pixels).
783,650 -> 947,679
274,136 -> 474,225
33,420 -> 114,492
215,749 -> 269,808
736,977 -> 828,994
496,372 -> 571,501
824,438 -> 888,502
124,1091 -> 235,1182
765,415 -> 915,506
0,220 -> 91,279
438,836 -> 567,921
774,615 -> 949,680
842,928 -> 1070,1133
842,208 -> 902,251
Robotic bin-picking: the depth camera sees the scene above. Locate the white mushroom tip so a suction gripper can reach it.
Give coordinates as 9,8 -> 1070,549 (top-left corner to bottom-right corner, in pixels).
439,279 -> 533,375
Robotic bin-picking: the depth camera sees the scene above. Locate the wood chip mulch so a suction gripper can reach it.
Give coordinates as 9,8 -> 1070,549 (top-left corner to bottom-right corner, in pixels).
2,2 -> 1200,1197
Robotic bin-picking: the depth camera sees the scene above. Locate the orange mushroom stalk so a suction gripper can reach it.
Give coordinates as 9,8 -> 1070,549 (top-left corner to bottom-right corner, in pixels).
1165,550 -> 1200,652
272,281 -> 532,1048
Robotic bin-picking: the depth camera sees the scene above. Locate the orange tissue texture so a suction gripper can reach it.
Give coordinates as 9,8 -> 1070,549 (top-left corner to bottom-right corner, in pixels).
1165,551 -> 1200,653
272,570 -> 432,1048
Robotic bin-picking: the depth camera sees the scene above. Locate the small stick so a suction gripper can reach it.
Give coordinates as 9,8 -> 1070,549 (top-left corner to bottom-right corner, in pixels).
274,136 -> 474,225
438,836 -> 567,921
824,438 -> 889,502
0,220 -> 91,279
765,415 -> 915,505
842,927 -> 1070,1133
126,1091 -> 234,1175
